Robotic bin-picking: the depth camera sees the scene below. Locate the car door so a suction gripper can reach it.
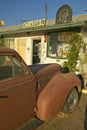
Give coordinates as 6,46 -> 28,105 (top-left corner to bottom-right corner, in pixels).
0,55 -> 36,130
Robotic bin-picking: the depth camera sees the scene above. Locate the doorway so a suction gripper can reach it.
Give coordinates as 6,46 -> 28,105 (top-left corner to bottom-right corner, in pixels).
32,39 -> 41,64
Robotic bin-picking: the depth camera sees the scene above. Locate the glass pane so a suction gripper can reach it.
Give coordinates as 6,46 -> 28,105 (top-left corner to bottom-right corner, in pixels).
49,33 -> 58,57
12,56 -> 27,77
48,32 -> 72,58
0,56 -> 13,80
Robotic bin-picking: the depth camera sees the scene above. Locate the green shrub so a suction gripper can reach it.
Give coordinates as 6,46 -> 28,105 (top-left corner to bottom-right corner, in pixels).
63,33 -> 83,72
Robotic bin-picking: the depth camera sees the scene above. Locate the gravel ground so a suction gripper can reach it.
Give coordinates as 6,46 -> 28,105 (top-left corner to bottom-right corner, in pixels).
36,91 -> 87,130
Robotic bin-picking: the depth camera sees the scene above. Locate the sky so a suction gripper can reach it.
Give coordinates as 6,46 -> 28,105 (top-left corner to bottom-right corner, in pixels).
0,0 -> 87,27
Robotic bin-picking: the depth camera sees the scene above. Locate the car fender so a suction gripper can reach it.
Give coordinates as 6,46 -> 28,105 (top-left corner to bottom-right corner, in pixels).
36,72 -> 81,121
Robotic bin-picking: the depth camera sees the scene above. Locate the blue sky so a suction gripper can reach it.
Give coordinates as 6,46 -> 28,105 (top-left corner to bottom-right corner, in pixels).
0,0 -> 87,27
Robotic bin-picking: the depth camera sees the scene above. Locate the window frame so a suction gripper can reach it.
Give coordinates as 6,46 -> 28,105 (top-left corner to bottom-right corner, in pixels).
47,32 -> 72,59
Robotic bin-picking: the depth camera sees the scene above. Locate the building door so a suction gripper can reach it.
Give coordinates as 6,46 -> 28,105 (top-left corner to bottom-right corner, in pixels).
16,39 -> 26,62
33,39 -> 41,64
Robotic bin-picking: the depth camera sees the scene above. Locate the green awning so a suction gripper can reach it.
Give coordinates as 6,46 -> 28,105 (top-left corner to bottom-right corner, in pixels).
0,21 -> 87,36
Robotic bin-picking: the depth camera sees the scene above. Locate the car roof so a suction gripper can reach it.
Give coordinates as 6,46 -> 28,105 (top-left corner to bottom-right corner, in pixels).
0,47 -> 17,54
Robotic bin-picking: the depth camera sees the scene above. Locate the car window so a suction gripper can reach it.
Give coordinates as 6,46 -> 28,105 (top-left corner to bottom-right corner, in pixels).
0,55 -> 27,81
0,55 -> 13,80
12,56 -> 27,76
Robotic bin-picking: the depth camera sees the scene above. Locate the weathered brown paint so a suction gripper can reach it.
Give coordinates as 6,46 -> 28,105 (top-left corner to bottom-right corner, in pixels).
0,76 -> 36,130
36,72 -> 81,121
0,47 -> 37,130
0,47 -> 81,129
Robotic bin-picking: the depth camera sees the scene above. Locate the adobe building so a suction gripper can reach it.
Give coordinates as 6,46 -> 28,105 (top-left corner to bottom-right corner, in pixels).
0,5 -> 87,67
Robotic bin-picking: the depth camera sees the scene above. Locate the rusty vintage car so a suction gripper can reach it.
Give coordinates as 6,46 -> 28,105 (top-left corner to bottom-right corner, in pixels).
0,47 -> 82,130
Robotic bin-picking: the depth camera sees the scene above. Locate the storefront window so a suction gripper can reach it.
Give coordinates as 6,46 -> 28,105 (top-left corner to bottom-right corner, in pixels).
48,32 -> 72,58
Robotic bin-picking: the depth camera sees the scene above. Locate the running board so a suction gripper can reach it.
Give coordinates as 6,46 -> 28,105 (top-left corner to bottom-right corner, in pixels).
17,117 -> 44,130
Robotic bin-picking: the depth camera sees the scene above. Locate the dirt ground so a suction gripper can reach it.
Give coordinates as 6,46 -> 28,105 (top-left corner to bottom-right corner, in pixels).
36,92 -> 87,130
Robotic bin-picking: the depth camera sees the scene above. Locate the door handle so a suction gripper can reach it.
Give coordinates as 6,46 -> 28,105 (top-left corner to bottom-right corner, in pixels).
0,95 -> 9,98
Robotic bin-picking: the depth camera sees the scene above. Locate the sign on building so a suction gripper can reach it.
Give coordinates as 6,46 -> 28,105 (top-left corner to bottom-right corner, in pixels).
23,19 -> 46,28
56,5 -> 72,24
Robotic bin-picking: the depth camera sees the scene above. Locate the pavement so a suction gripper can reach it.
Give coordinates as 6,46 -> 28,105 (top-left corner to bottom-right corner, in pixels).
36,92 -> 87,130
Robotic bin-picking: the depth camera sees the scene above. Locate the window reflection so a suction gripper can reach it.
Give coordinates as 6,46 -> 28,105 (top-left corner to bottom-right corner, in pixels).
0,55 -> 27,80
48,32 -> 72,58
